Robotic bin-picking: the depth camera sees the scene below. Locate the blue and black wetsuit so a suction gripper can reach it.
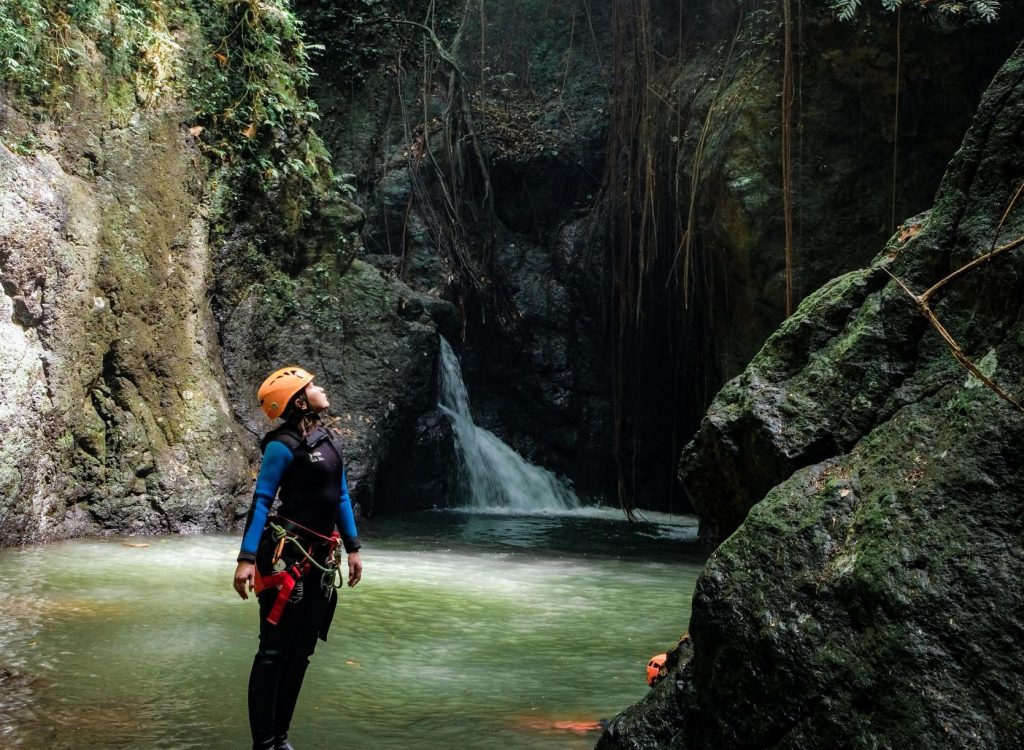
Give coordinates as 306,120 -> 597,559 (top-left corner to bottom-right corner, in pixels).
239,420 -> 360,750
238,422 -> 361,563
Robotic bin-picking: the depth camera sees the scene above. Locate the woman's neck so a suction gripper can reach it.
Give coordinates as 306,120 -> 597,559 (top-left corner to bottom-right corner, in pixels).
287,412 -> 320,438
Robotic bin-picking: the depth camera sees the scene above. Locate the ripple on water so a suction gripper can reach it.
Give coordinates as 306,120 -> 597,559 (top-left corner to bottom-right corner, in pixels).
0,515 -> 705,749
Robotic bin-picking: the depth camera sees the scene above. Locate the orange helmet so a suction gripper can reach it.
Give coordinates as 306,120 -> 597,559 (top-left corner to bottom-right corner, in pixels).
258,366 -> 314,420
646,653 -> 667,687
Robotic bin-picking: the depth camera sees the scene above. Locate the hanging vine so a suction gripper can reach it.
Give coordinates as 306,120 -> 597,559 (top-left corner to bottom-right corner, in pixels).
890,7 -> 902,234
781,0 -> 796,316
358,0 -> 530,331
595,0 -> 658,517
888,181 -> 1024,412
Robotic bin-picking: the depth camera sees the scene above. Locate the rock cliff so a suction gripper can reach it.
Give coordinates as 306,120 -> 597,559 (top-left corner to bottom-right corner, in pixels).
600,40 -> 1024,750
299,0 -> 1024,510
0,68 -> 247,543
0,3 -> 453,542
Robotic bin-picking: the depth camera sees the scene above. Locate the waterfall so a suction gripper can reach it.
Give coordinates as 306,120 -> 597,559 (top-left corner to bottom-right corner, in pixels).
438,338 -> 581,512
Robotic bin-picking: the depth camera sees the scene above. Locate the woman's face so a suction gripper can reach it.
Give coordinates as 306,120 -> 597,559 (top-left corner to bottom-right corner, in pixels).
303,382 -> 330,413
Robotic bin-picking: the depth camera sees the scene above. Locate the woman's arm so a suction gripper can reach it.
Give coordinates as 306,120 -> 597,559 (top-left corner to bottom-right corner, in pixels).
337,469 -> 362,587
238,441 -> 294,560
336,469 -> 360,551
233,440 -> 294,599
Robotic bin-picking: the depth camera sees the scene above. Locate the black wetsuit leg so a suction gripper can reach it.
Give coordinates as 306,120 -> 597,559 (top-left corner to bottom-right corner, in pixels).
248,572 -> 331,749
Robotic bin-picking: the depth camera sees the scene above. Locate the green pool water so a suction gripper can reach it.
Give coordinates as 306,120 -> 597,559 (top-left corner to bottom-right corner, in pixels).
0,509 -> 705,749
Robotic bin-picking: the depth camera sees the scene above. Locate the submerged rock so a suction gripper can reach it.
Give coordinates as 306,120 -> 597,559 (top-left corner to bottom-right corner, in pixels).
601,40 -> 1024,750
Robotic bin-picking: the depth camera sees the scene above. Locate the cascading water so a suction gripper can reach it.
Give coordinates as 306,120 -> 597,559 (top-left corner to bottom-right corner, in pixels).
438,337 -> 580,512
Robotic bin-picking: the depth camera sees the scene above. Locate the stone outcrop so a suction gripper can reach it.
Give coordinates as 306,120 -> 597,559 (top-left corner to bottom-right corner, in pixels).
300,0 -> 1024,510
0,10 -> 457,543
600,41 -> 1024,749
0,88 -> 247,544
217,252 -> 457,516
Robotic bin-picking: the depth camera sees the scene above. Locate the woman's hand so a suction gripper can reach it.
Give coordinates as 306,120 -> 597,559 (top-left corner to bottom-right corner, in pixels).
234,561 -> 256,600
347,551 -> 363,588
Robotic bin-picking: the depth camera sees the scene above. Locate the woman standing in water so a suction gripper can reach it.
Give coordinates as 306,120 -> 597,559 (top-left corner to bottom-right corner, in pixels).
232,366 -> 363,750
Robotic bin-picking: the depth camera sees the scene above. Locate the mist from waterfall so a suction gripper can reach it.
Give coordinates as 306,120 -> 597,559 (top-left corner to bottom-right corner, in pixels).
438,337 -> 581,512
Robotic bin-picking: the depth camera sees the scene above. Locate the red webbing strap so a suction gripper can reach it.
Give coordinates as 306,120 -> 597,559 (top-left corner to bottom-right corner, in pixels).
254,563 -> 307,625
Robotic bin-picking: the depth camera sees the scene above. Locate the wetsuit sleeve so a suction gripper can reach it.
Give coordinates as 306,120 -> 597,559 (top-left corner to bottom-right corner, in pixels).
237,440 -> 294,563
337,468 -> 361,553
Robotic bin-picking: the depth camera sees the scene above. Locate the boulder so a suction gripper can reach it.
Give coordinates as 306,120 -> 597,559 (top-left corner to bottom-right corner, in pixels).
217,256 -> 455,516
600,41 -> 1024,749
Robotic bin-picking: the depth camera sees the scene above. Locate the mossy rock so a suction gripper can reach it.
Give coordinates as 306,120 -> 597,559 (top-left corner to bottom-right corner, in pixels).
602,40 -> 1024,750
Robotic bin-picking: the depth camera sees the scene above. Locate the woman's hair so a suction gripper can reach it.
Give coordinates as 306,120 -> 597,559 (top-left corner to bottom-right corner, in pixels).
281,388 -> 319,437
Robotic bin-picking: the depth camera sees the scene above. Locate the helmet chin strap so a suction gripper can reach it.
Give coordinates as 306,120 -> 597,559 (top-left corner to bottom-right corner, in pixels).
282,395 -> 313,423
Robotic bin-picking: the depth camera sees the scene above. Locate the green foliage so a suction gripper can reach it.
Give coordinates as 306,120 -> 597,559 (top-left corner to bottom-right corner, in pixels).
1,0 -> 350,331
831,0 -> 1000,22
0,0 -> 179,109
0,127 -> 43,154
72,0 -> 178,82
1,0 -> 71,103
189,0 -> 319,155
298,0 -> 458,87
182,2 -> 363,338
0,0 -> 330,197
185,0 -> 336,251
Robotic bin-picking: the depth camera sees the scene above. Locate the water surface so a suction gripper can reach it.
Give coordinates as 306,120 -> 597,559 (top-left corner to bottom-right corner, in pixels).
0,510 -> 705,749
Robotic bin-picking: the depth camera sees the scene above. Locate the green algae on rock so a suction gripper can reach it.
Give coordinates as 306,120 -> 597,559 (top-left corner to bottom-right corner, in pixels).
0,0 -> 455,542
600,40 -> 1024,750
0,67 -> 247,544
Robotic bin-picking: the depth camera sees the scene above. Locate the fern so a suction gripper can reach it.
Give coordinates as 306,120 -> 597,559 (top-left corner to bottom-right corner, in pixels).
830,0 -> 1000,21
832,0 -> 861,21
971,0 -> 1000,21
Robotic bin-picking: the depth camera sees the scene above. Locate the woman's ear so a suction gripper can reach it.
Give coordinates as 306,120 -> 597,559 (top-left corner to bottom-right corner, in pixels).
295,394 -> 308,411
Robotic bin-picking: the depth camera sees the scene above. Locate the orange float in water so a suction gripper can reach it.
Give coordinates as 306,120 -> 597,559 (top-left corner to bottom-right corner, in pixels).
552,720 -> 605,734
514,717 -> 606,735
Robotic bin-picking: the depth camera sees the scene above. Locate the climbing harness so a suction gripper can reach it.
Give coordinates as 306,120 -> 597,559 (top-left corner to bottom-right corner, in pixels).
254,515 -> 342,625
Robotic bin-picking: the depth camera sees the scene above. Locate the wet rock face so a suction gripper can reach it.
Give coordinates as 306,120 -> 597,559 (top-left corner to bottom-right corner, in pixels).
301,0 -> 1024,511
206,154 -> 459,518
595,1 -> 1024,509
671,2 -> 1024,383
373,409 -> 455,514
216,252 -> 454,516
0,92 -> 248,544
679,261 -> 927,542
459,218 -> 614,500
0,12 -> 459,540
302,0 -> 616,501
601,44 -> 1024,750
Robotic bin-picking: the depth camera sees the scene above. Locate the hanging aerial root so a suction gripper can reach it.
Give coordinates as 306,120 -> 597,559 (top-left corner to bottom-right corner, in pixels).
780,0 -> 796,316
886,230 -> 1024,414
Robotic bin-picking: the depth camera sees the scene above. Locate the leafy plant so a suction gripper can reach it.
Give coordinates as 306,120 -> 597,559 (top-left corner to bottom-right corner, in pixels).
831,0 -> 1000,22
0,127 -> 43,154
0,0 -> 180,110
185,0 -> 335,231
1,0 -> 66,102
